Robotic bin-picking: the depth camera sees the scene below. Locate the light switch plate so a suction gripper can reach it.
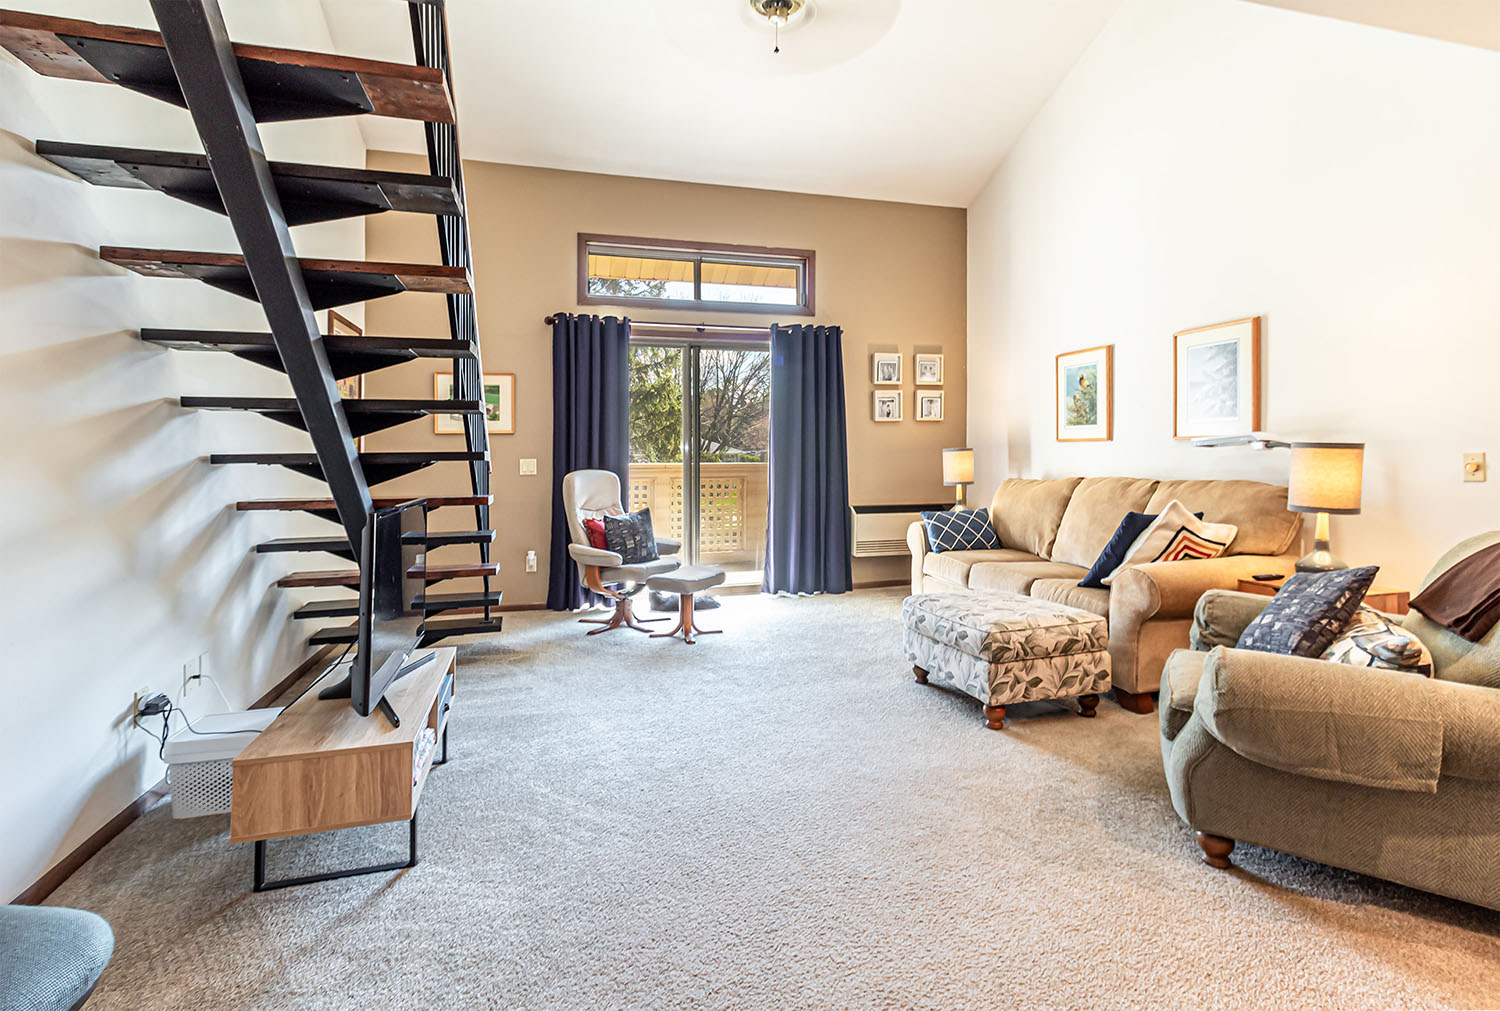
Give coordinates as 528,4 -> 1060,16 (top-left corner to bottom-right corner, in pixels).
1463,452 -> 1486,483
519,458 -> 537,476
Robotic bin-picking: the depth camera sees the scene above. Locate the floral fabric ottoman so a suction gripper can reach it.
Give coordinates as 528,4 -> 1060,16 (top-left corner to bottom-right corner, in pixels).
903,591 -> 1111,730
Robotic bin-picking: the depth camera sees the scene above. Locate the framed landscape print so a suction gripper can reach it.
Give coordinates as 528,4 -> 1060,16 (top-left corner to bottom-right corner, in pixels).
914,353 -> 943,385
916,391 -> 944,422
1173,317 -> 1260,439
872,352 -> 902,386
434,371 -> 516,435
872,390 -> 903,422
1055,344 -> 1113,442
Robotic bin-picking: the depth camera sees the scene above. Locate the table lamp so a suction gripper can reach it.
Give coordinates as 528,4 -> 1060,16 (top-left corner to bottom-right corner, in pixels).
943,447 -> 974,509
1287,441 -> 1364,572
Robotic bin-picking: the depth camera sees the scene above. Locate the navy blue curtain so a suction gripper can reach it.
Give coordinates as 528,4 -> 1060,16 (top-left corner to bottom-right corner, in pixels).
762,324 -> 853,595
547,313 -> 631,611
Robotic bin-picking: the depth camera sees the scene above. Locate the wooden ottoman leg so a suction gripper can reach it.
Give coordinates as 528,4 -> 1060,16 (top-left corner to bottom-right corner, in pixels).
1196,831 -> 1235,869
913,666 -> 929,684
1114,689 -> 1156,714
1077,694 -> 1099,718
982,704 -> 1006,730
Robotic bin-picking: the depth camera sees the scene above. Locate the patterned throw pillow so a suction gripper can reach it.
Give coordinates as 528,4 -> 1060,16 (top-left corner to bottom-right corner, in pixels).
603,508 -> 659,564
1079,510 -> 1204,589
921,508 -> 1000,554
1321,606 -> 1434,676
1099,500 -> 1236,586
1236,566 -> 1379,657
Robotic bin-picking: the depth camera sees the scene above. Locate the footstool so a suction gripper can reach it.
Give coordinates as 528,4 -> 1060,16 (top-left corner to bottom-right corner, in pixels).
903,591 -> 1111,729
646,565 -> 726,644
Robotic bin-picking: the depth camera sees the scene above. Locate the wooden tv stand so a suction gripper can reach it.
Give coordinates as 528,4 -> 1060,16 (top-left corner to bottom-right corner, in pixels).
230,647 -> 455,890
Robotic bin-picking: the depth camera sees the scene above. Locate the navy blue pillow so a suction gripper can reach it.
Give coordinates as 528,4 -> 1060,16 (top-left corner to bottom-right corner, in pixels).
921,509 -> 1000,553
1079,510 -> 1204,589
1237,566 -> 1380,656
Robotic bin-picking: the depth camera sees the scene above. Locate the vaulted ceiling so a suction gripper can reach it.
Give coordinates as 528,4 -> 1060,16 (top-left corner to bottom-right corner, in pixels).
319,0 -> 1125,207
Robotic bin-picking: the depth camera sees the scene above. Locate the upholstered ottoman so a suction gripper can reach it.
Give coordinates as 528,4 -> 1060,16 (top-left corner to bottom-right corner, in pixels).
903,591 -> 1111,729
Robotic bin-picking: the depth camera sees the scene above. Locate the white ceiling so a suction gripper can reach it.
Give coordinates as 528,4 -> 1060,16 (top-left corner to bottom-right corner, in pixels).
318,0 -> 1124,207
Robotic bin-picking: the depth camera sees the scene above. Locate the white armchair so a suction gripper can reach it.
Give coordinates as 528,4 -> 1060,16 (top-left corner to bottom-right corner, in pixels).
562,469 -> 680,634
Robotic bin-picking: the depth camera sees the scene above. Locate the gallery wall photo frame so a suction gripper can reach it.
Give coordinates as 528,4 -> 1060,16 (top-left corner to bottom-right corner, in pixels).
1172,316 -> 1261,440
871,352 -> 902,386
1055,344 -> 1113,442
916,391 -> 944,422
435,371 -> 516,435
872,389 -> 903,422
914,353 -> 944,386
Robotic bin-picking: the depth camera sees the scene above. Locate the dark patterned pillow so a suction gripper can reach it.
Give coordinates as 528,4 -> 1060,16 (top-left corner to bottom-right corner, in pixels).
603,508 -> 658,564
1236,566 -> 1379,657
921,509 -> 1000,553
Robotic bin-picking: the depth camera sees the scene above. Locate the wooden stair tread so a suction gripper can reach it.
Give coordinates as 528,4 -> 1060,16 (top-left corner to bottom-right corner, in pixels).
38,140 -> 461,225
142,329 -> 473,358
308,616 -> 503,646
211,451 -> 483,464
257,530 -> 494,554
238,496 -> 490,512
102,247 -> 470,293
0,9 -> 454,123
278,562 -> 500,588
183,396 -> 484,415
295,591 -> 502,620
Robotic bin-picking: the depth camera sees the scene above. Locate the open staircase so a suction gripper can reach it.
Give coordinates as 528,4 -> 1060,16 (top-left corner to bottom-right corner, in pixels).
2,1 -> 502,646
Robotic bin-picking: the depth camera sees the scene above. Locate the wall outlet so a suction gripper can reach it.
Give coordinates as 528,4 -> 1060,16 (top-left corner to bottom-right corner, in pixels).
519,458 -> 537,476
181,655 -> 202,696
131,685 -> 157,725
525,549 -> 537,573
1464,452 -> 1486,483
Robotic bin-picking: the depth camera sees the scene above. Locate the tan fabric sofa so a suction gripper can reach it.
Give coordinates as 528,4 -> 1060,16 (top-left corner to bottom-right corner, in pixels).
906,477 -> 1300,710
1160,532 -> 1500,910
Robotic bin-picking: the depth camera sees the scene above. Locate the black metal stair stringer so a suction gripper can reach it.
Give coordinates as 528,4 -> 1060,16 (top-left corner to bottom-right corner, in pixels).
150,0 -> 370,549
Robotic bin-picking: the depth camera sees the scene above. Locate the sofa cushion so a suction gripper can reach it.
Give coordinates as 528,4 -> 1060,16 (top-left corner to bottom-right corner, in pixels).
1145,479 -> 1299,556
922,548 -> 1043,586
1029,578 -> 1110,618
970,561 -> 1089,595
1236,566 -> 1379,657
988,477 -> 1083,559
920,508 -> 1000,553
1050,477 -> 1159,568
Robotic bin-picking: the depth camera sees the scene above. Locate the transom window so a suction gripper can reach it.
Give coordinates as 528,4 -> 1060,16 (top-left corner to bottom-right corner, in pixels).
579,234 -> 814,315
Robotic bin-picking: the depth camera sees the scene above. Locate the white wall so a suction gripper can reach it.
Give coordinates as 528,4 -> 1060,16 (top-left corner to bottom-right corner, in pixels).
0,0 -> 365,901
967,0 -> 1500,589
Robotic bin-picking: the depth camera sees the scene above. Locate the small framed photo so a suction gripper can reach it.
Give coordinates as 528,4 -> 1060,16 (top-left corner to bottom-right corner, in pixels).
1056,344 -> 1113,442
914,353 -> 943,385
872,390 -> 903,422
1173,316 -> 1261,439
435,371 -> 515,435
872,353 -> 902,386
916,392 -> 944,422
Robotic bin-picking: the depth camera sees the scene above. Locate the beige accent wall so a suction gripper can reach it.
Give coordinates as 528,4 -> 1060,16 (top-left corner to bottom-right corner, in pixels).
1244,0 -> 1500,52
967,0 -> 1500,590
364,156 -> 967,605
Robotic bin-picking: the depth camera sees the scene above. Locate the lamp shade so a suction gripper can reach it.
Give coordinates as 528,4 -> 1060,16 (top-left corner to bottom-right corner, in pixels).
1288,442 -> 1364,514
942,447 -> 974,486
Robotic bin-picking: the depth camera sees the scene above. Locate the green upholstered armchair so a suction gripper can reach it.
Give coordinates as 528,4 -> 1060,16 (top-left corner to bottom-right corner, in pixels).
1159,532 -> 1500,911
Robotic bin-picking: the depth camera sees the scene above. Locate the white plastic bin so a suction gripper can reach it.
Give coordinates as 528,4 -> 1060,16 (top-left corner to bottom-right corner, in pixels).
163,708 -> 283,818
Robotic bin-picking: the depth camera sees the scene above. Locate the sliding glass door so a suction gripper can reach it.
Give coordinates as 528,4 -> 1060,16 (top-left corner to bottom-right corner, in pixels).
628,337 -> 770,586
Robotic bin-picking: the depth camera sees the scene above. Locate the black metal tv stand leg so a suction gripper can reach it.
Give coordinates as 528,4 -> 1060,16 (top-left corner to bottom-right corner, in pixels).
253,814 -> 419,892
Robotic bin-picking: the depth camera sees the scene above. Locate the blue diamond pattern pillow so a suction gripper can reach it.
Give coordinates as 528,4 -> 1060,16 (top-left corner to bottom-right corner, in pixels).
921,509 -> 1000,554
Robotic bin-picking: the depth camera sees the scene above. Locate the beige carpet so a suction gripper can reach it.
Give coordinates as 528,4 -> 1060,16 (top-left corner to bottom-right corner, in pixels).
49,589 -> 1500,1009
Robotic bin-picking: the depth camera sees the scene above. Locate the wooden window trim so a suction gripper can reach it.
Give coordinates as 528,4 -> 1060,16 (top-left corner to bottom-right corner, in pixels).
577,232 -> 815,316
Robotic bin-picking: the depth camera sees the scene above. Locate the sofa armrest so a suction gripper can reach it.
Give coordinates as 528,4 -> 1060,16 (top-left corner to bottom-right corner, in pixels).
1110,553 -> 1298,627
1190,590 -> 1274,651
907,520 -> 930,593
568,543 -> 623,568
1193,646 -> 1456,792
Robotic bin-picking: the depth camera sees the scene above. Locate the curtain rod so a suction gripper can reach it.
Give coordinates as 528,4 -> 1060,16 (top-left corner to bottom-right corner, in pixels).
543,315 -> 770,334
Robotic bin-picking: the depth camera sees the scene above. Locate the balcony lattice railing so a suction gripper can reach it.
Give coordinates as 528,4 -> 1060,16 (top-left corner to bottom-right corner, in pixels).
629,462 -> 768,567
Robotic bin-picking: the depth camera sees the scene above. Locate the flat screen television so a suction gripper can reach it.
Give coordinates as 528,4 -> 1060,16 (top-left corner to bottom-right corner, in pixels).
319,499 -> 430,725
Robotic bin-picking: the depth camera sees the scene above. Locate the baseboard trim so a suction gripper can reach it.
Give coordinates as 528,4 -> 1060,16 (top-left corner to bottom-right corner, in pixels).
12,778 -> 169,906
853,578 -> 909,589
